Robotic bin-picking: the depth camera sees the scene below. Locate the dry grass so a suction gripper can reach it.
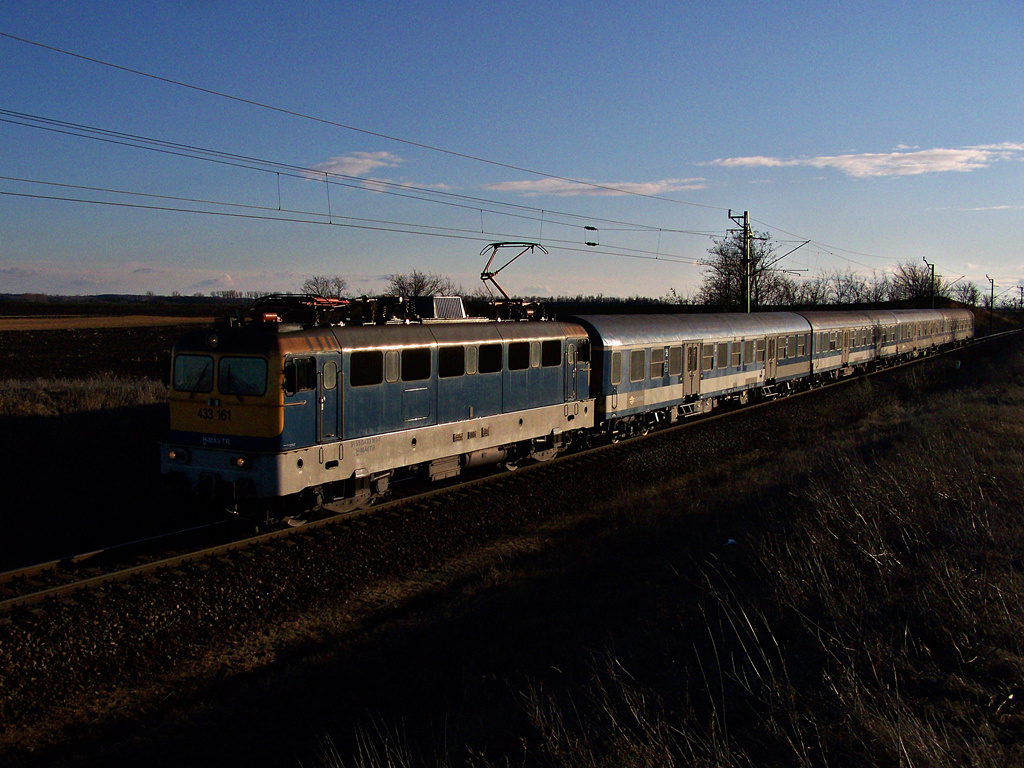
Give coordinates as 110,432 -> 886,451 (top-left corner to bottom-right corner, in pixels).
313,340 -> 1024,768
0,376 -> 168,416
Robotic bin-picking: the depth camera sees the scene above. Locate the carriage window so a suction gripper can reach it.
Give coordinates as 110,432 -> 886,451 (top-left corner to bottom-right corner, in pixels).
702,345 -> 715,371
466,345 -> 478,375
650,347 -> 665,379
508,342 -> 530,371
321,361 -> 337,391
611,351 -> 622,384
731,343 -> 742,367
744,340 -> 754,364
173,354 -> 214,393
755,339 -> 766,363
668,346 -> 683,376
349,351 -> 383,387
797,335 -> 806,357
687,346 -> 698,372
717,343 -> 728,369
385,350 -> 400,383
402,347 -> 431,381
630,349 -> 646,382
438,346 -> 465,378
479,343 -> 502,374
542,339 -> 561,367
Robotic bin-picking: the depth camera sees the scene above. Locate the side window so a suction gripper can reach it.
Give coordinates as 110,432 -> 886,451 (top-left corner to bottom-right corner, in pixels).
285,356 -> 318,393
530,341 -> 541,368
466,345 -> 478,375
797,335 -> 806,357
402,347 -> 431,381
731,343 -> 742,368
349,351 -> 383,388
385,350 -> 400,383
755,339 -> 766,363
687,346 -> 698,373
577,339 -> 590,363
716,342 -> 728,369
778,336 -> 788,360
702,345 -> 715,371
322,361 -> 337,390
744,340 -> 754,364
508,342 -> 530,371
479,344 -> 502,373
438,346 -> 465,378
541,339 -> 561,367
650,347 -> 665,379
611,351 -> 622,384
668,346 -> 683,377
630,349 -> 646,382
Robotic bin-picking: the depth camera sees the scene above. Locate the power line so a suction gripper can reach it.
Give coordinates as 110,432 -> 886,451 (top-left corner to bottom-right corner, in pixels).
0,31 -> 727,211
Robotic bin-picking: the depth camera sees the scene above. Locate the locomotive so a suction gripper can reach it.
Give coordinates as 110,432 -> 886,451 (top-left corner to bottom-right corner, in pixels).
160,293 -> 973,519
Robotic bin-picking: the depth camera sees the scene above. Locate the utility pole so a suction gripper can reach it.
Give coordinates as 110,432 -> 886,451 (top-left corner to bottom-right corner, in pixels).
986,274 -> 995,336
922,257 -> 935,308
729,210 -> 752,313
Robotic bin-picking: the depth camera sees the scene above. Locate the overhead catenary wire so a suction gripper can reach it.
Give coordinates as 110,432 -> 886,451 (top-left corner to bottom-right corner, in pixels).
0,31 -> 973,284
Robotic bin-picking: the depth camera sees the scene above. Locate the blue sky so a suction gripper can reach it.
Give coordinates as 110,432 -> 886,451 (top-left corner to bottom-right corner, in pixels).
1,1 -> 1022,300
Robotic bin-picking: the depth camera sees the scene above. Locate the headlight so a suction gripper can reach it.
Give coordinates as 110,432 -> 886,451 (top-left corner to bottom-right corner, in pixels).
167,448 -> 190,463
230,455 -> 251,470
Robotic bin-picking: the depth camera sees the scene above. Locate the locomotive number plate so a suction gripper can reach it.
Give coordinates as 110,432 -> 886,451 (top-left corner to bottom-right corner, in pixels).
197,407 -> 232,422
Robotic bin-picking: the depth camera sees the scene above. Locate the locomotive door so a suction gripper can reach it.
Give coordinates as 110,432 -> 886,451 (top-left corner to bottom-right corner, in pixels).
318,355 -> 341,442
564,342 -> 577,401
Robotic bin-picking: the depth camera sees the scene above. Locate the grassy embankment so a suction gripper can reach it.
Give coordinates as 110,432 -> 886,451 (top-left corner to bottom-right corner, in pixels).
316,337 -> 1024,768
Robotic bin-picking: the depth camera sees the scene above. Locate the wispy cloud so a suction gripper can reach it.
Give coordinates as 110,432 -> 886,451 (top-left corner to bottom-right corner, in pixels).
308,151 -> 403,178
709,143 -> 1024,178
482,177 -> 707,197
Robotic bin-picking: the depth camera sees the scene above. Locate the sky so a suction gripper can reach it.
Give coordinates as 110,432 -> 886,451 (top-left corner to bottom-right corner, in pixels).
1,1 -> 1022,301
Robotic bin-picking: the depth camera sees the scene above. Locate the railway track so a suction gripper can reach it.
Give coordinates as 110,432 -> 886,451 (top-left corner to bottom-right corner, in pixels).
0,334 -> 999,620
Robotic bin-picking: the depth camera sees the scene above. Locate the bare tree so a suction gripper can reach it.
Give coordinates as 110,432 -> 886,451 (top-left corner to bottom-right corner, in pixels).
386,270 -> 461,300
953,281 -> 981,307
795,274 -> 829,306
301,275 -> 349,298
698,230 -> 791,309
890,261 -> 949,303
866,270 -> 891,304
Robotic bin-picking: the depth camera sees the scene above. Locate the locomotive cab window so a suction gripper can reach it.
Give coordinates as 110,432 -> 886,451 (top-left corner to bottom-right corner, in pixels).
173,354 -> 214,393
322,361 -> 338,390
577,339 -> 591,363
219,356 -> 268,396
349,351 -> 383,388
285,356 -> 318,393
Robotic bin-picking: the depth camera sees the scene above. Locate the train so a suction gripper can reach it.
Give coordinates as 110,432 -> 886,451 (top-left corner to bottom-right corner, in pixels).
160,293 -> 974,520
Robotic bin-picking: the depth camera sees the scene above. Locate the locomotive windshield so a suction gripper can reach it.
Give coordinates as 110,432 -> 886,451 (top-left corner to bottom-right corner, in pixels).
173,354 -> 213,393
218,357 -> 268,396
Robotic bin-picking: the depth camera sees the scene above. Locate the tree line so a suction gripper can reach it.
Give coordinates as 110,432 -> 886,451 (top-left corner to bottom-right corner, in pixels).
297,235 -> 1005,310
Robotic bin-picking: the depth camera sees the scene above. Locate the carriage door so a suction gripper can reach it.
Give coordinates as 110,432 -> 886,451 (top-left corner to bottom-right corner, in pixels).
565,342 -> 578,401
318,355 -> 341,442
766,337 -> 777,379
684,343 -> 699,397
842,331 -> 850,367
